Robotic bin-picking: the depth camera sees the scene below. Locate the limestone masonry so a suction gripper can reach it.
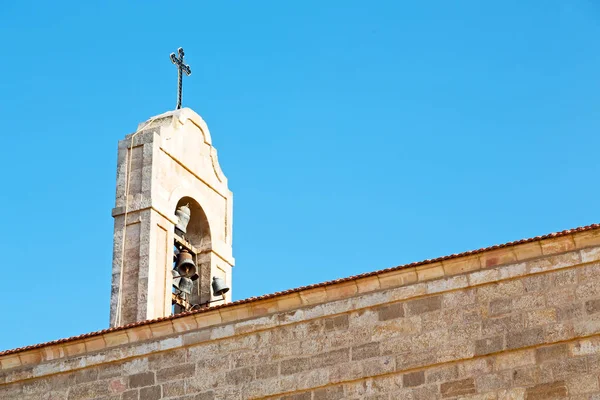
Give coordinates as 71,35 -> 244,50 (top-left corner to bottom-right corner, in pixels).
110,108 -> 234,327
2,109 -> 600,399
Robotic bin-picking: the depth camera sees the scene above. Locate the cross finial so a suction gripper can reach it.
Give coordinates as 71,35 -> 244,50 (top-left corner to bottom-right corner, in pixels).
170,47 -> 192,110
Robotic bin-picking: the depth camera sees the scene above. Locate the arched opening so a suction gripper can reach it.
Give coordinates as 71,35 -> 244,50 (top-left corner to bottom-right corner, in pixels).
176,196 -> 211,251
172,196 -> 212,314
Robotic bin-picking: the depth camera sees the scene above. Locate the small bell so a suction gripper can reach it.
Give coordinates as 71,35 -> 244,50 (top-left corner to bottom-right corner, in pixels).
171,270 -> 183,293
175,204 -> 191,234
175,249 -> 197,278
178,277 -> 194,295
212,276 -> 230,297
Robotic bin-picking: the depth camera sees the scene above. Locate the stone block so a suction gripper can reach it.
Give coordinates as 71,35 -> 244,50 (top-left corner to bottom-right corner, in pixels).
129,372 -> 155,388
524,380 -> 567,399
148,348 -> 186,370
18,351 -> 42,365
479,248 -> 517,268
256,363 -> 279,380
126,326 -> 153,342
405,296 -> 442,316
570,337 -> 600,357
378,269 -> 417,289
377,302 -> 405,321
574,230 -> 600,248
355,276 -> 381,293
498,262 -> 527,280
527,251 -> 581,274
162,381 -> 185,397
524,308 -> 557,328
250,299 -> 280,316
475,371 -> 511,392
442,256 -> 481,276
121,389 -> 138,400
403,370 -> 425,387
351,342 -> 380,361
277,293 -> 303,310
489,298 -> 512,316
547,357 -> 587,380
506,327 -> 545,350
474,336 -> 504,356
74,368 -> 98,384
226,366 -> 254,385
495,349 -> 535,371
440,378 -> 476,398
426,275 -> 468,293
67,380 -> 113,400
586,299 -> 600,314
311,349 -> 350,369
299,287 -> 328,305
103,331 -> 129,348
541,236 -> 576,255
139,385 -> 161,400
326,282 -> 358,301
468,268 -> 499,286
581,247 -> 600,263
172,316 -> 198,332
324,314 -> 349,331
64,341 -> 86,357
83,337 -> 106,353
0,356 -> 21,369
416,263 -> 444,282
425,364 -> 458,383
513,242 -> 542,261
281,357 -> 311,376
156,364 -> 195,382
149,321 -> 174,337
477,280 -> 524,302
194,310 -> 222,328
313,385 -> 344,400
567,374 -> 599,395
220,306 -> 251,323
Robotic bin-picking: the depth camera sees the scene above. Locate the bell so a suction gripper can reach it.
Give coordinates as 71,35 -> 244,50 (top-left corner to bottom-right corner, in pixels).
171,270 -> 183,290
212,276 -> 230,297
177,276 -> 193,295
175,249 -> 197,278
175,204 -> 191,234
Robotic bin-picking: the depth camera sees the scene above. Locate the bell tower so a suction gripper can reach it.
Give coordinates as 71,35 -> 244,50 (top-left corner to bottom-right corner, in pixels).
109,108 -> 234,327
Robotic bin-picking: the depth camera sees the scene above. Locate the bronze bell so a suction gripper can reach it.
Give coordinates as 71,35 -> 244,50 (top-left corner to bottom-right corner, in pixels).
177,276 -> 194,295
175,249 -> 197,279
212,276 -> 230,296
175,204 -> 191,234
172,270 -> 192,295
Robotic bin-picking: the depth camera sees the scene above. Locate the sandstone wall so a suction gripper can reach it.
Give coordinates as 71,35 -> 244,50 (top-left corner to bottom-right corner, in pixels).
2,229 -> 600,399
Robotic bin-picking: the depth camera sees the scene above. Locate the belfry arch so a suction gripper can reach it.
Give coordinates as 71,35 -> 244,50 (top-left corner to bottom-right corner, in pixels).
176,196 -> 211,251
173,196 -> 214,310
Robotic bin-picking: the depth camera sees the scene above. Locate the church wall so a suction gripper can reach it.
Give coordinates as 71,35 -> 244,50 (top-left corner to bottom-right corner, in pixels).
2,229 -> 600,399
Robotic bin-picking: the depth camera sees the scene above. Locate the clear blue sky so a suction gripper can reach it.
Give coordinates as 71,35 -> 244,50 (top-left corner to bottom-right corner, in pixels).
0,1 -> 599,351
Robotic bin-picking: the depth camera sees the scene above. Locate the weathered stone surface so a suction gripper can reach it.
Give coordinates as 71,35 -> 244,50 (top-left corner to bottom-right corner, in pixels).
403,371 -> 425,387
525,380 -> 568,399
377,303 -> 404,321
128,371 -> 154,388
440,378 -> 476,398
2,221 -> 600,400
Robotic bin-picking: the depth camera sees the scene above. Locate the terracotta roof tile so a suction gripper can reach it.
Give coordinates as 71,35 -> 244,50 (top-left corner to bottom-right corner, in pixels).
1,222 -> 598,357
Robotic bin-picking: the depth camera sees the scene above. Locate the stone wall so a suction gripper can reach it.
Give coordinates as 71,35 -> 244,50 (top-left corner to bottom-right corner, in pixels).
2,228 -> 600,399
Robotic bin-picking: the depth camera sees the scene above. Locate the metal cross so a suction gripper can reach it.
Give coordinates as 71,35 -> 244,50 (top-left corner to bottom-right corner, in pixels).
170,47 -> 192,110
